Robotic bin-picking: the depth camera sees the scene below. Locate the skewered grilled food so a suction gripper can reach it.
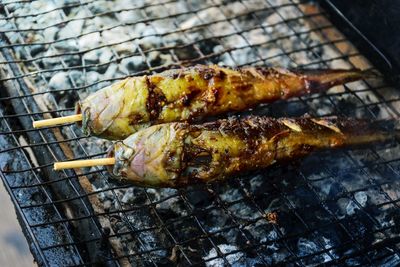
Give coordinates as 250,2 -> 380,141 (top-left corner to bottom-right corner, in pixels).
104,116 -> 397,188
74,65 -> 371,139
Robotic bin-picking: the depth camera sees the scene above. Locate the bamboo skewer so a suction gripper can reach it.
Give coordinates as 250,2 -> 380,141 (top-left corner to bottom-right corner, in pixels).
33,114 -> 83,128
54,158 -> 116,170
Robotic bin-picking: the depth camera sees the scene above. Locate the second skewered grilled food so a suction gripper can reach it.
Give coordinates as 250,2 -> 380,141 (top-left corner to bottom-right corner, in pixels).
34,65 -> 373,139
55,116 -> 398,188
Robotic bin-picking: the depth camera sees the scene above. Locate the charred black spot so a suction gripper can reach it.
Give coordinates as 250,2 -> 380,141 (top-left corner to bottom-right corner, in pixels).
257,67 -> 288,83
181,95 -> 190,107
184,145 -> 213,170
146,76 -> 167,121
181,89 -> 201,107
172,72 -> 180,79
203,72 -> 213,80
195,66 -> 217,81
216,69 -> 226,79
194,154 -> 212,166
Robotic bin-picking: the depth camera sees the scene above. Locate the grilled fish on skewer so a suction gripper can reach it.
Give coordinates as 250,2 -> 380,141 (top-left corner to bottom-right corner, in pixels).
73,65 -> 371,139
104,116 -> 397,188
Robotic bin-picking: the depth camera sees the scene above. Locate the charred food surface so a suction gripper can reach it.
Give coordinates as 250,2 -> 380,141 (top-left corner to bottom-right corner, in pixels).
107,116 -> 397,188
78,65 -> 369,139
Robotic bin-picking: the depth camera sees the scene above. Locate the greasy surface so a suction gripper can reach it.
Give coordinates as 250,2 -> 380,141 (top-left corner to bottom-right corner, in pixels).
78,65 -> 369,139
107,116 -> 396,188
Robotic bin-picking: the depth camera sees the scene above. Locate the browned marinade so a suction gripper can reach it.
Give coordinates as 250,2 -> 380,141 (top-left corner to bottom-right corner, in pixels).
77,65 -> 371,139
106,116 -> 397,188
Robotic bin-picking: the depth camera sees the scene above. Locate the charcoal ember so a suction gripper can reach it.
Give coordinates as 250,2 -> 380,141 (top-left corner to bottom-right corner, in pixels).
145,51 -> 174,66
199,208 -> 230,233
83,50 -> 100,65
53,40 -> 80,53
354,191 -> 368,207
102,64 -> 120,80
186,188 -> 213,207
308,177 -> 338,201
381,255 -> 400,267
97,48 -> 114,65
29,44 -> 46,57
86,1 -> 111,15
299,206 -> 333,230
172,43 -> 201,61
103,200 -> 113,212
276,210 -> 308,236
261,244 -> 292,266
41,50 -> 63,68
384,208 -> 400,234
297,237 -> 321,256
78,32 -> 101,50
219,186 -> 243,203
203,244 -> 246,267
155,192 -> 188,217
61,0 -> 81,5
306,96 -> 337,116
248,174 -> 268,196
333,96 -> 369,117
117,187 -> 149,206
3,3 -> 23,13
251,223 -> 277,244
48,72 -> 71,90
42,48 -> 81,68
57,20 -> 84,40
248,98 -> 310,117
102,29 -> 134,55
119,10 -> 144,24
119,188 -> 136,205
85,71 -> 101,88
222,228 -> 250,248
119,56 -> 146,74
125,209 -> 168,245
47,71 -> 81,107
343,211 -> 376,244
228,201 -> 260,221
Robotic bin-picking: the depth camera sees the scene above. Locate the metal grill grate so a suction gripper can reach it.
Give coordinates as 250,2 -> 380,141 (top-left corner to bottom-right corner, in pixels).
1,0 -> 400,266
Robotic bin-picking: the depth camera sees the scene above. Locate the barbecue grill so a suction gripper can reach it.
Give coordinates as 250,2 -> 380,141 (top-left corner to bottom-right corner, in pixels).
1,0 -> 400,266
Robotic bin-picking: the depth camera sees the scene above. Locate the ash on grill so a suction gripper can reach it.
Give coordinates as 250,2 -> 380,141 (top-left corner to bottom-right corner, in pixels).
1,0 -> 400,266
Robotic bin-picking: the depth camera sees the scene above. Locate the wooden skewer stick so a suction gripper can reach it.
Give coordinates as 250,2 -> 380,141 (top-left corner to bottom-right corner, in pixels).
33,114 -> 83,128
54,158 -> 116,170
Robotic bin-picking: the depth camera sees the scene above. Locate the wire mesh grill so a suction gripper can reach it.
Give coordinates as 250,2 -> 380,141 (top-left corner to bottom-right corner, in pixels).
1,0 -> 400,266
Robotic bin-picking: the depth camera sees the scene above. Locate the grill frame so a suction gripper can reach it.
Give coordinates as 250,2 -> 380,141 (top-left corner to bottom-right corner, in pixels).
321,0 -> 399,79
0,0 -> 400,266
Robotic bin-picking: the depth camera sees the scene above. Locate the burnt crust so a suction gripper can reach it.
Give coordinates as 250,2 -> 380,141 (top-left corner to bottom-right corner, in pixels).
145,76 -> 167,121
